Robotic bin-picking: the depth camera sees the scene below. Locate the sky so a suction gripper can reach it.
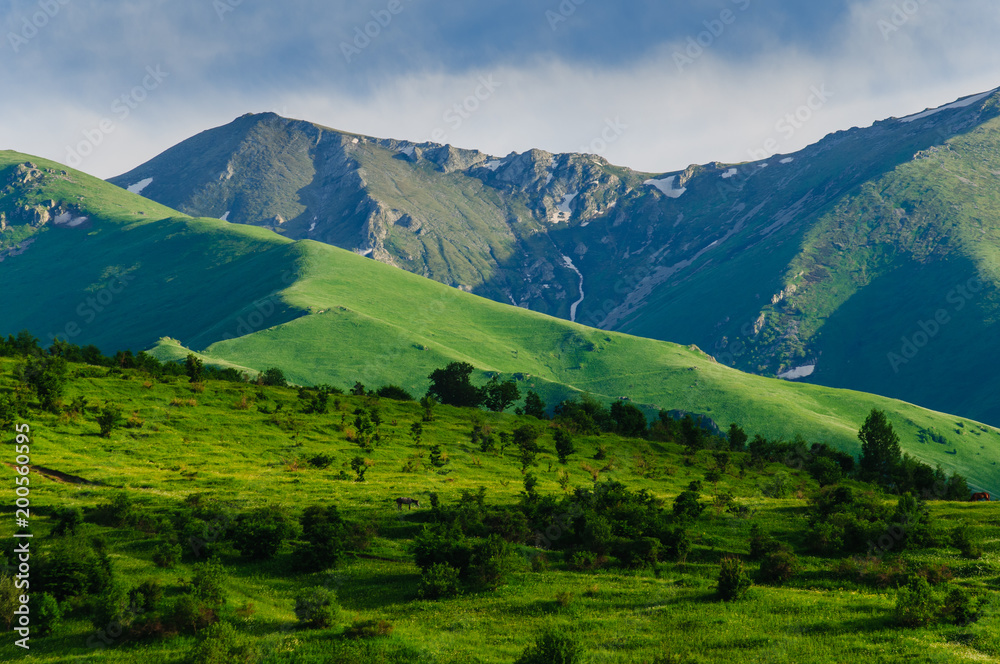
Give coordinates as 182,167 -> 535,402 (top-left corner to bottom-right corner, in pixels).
2,0 -> 999,179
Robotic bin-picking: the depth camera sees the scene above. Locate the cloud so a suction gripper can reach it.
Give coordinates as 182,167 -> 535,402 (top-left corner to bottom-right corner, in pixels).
0,0 -> 998,178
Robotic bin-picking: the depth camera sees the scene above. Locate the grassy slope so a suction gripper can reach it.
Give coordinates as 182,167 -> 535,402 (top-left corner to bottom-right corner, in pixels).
1,361 -> 998,663
155,239 -> 1000,492
1,149 -> 997,490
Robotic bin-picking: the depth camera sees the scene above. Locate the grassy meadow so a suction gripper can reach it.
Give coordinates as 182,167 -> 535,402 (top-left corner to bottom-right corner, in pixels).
1,357 -> 999,663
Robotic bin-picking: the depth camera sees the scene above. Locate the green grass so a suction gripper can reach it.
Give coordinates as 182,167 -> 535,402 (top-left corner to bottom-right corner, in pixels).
1,361 -> 999,663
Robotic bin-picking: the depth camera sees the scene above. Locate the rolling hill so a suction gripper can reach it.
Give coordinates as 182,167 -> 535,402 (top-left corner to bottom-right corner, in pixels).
1,150 -> 999,491
108,89 -> 1000,427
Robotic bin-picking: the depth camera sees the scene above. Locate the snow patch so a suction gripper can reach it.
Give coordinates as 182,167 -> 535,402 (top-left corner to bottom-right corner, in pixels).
900,89 -> 997,123
779,157 -> 795,164
308,221 -> 316,232
351,138 -> 359,144
126,178 -> 153,195
399,145 -> 415,157
550,192 -> 577,223
778,364 -> 816,380
53,212 -> 88,227
644,175 -> 686,198
359,248 -> 373,257
561,254 -> 585,323
721,168 -> 738,179
220,211 -> 230,222
483,159 -> 503,171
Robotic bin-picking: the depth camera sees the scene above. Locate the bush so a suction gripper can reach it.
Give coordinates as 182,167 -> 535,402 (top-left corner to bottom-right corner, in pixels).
50,506 -> 83,537
376,384 -> 414,401
672,483 -> 705,523
514,629 -> 584,664
469,534 -> 516,590
129,579 -> 163,614
168,593 -> 218,635
293,505 -> 348,573
96,404 -> 124,438
554,429 -> 575,465
758,548 -> 799,585
153,541 -> 182,568
36,537 -> 112,601
418,563 -> 463,599
894,576 -> 939,627
186,621 -> 258,664
717,556 -> 752,601
950,521 -> 982,559
34,592 -> 62,637
942,586 -> 979,625
343,618 -> 393,639
748,523 -> 781,560
260,367 -> 287,387
294,587 -> 340,628
229,508 -> 296,561
189,559 -> 227,609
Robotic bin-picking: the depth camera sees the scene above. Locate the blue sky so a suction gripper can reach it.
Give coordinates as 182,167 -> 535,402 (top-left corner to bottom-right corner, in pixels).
2,0 -> 999,178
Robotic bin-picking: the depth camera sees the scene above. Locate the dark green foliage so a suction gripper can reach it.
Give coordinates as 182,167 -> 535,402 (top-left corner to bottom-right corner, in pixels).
189,558 -> 227,608
184,354 -> 204,383
343,618 -> 394,639
376,384 -> 414,401
748,523 -> 781,560
859,409 -> 902,486
129,579 -> 163,614
37,537 -> 113,601
482,375 -> 520,412
33,592 -> 61,637
17,354 -> 68,411
758,548 -> 800,585
229,507 -> 296,560
523,390 -> 547,419
351,455 -> 370,481
672,482 -> 706,523
0,390 -> 28,428
728,423 -> 748,452
554,429 -> 575,464
418,562 -> 463,599
717,556 -> 752,601
942,586 -> 980,625
186,621 -> 258,663
950,521 -> 982,559
96,403 -> 124,438
428,445 -> 447,467
294,505 -> 348,572
302,390 -> 329,414
807,456 -> 842,486
427,362 -> 482,408
894,576 -> 939,627
806,485 -> 893,555
50,506 -> 83,536
610,400 -> 647,437
514,425 -> 542,472
153,541 -> 182,568
514,629 -> 584,664
469,534 -> 516,589
554,394 -> 611,434
294,587 -> 341,628
261,367 -> 287,387
419,395 -> 436,421
91,490 -> 137,527
412,523 -> 473,577
680,415 -> 704,452
90,584 -> 133,631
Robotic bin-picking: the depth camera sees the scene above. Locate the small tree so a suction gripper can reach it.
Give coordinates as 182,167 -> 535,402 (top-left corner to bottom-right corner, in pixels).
858,409 -> 902,486
184,354 -> 204,383
18,355 -> 68,411
894,576 -> 939,627
515,629 -> 584,664
728,423 -> 748,452
427,362 -> 482,408
680,415 -> 704,452
229,508 -> 296,560
420,395 -> 436,422
261,367 -> 287,387
294,587 -> 340,628
514,425 -> 541,473
554,429 -> 575,465
410,421 -> 423,446
350,456 -> 371,481
483,376 -> 520,412
523,390 -> 547,419
717,556 -> 752,601
610,400 -> 647,437
96,404 -> 123,438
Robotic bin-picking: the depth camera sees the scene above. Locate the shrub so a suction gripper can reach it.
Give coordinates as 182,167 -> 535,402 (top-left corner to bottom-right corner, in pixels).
894,576 -> 939,627
376,384 -> 414,401
717,556 -> 752,601
758,548 -> 799,585
189,559 -> 227,609
34,592 -> 62,637
950,521 -> 982,559
294,587 -> 340,628
748,523 -> 780,560
153,541 -> 182,568
672,484 -> 706,523
942,586 -> 979,625
418,563 -> 463,599
229,508 -> 296,561
129,579 -> 163,614
36,538 -> 112,601
96,404 -> 124,438
469,534 -> 516,590
554,429 -> 576,464
186,621 -> 257,664
50,506 -> 83,537
514,629 -> 584,664
307,453 -> 334,469
343,618 -> 393,639
168,593 -> 218,634
293,505 -> 349,572
261,367 -> 287,387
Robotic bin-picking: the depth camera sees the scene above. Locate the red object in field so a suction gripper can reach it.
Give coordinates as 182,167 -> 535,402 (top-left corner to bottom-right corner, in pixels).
970,492 -> 990,502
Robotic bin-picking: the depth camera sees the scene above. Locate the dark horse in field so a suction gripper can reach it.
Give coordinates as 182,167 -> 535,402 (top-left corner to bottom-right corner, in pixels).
970,492 -> 991,502
396,497 -> 420,510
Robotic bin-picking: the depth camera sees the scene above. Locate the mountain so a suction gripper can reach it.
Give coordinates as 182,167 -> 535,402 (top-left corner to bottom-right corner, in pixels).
3,149 -> 999,491
109,89 -> 1000,427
